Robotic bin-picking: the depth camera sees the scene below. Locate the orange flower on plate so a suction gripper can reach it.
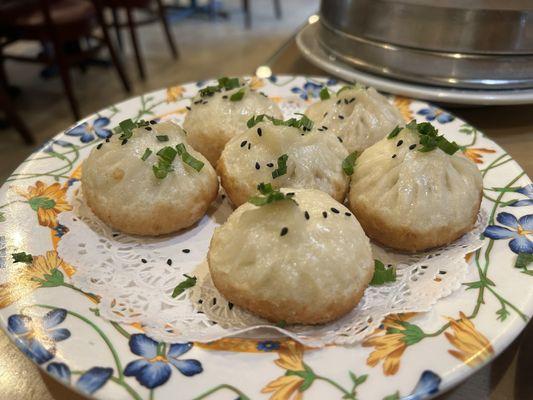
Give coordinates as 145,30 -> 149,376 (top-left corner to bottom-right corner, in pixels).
362,313 -> 420,375
166,85 -> 185,102
262,341 -> 307,400
250,76 -> 265,90
15,181 -> 72,228
0,250 -> 74,308
393,96 -> 413,122
445,312 -> 494,367
462,147 -> 496,164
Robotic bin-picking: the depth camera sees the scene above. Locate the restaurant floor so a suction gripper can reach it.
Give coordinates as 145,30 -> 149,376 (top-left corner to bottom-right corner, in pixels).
0,0 -> 319,182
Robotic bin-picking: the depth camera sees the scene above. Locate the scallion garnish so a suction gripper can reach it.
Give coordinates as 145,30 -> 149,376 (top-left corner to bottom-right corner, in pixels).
230,88 -> 245,101
156,135 -> 169,142
342,151 -> 359,175
319,87 -> 330,100
248,183 -> 297,206
272,154 -> 288,179
171,274 -> 197,298
403,120 -> 460,155
199,77 -> 242,97
369,260 -> 396,285
152,146 -> 177,179
141,148 -> 152,161
176,143 -> 204,172
114,119 -> 150,140
246,114 -> 314,132
387,125 -> 401,139
12,252 -> 33,264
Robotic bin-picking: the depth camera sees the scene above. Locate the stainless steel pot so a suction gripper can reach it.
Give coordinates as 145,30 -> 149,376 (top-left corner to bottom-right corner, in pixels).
318,0 -> 533,89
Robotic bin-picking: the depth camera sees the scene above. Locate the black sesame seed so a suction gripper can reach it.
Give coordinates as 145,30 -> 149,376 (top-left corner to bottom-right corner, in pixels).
240,140 -> 247,147
318,128 -> 324,132
397,140 -> 404,147
280,227 -> 288,236
304,211 -> 310,220
193,100 -> 202,104
121,139 -> 128,145
286,192 -> 295,196
337,136 -> 343,143
105,138 -> 110,142
141,258 -> 147,263
198,299 -> 203,304
336,99 -> 341,105
228,302 -> 234,310
349,98 -> 356,103
185,106 -> 191,111
255,162 -> 260,170
409,144 -> 416,150
96,143 -> 103,150
323,112 -> 328,117
322,211 -> 328,218
267,163 -> 274,168
222,95 -> 228,99
248,143 -> 251,150
345,212 -> 352,217
146,127 -> 152,131
166,259 -> 172,266
322,126 -> 328,130
392,154 -> 397,158
212,298 -> 217,305
331,207 -> 339,214
182,249 -> 190,254
202,100 -> 208,104
150,120 -> 157,125
338,115 -> 345,120
344,98 -> 349,104
221,194 -> 226,199
112,233 -> 119,237
257,128 -> 262,137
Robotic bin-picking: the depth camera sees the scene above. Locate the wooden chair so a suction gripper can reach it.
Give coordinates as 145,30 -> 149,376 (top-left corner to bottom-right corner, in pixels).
0,85 -> 35,144
103,0 -> 179,80
242,0 -> 281,29
0,0 -> 131,121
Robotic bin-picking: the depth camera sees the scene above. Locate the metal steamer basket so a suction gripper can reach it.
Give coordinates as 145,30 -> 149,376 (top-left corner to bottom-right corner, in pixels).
318,0 -> 533,90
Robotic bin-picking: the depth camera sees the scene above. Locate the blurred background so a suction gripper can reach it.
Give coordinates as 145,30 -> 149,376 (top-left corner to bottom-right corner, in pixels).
0,0 -> 319,182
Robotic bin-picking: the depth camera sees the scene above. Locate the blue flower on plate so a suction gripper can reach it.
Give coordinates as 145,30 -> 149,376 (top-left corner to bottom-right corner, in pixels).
124,334 -> 203,389
7,308 -> 70,364
39,139 -> 73,154
417,106 -> 454,124
291,81 -> 323,100
325,78 -> 337,85
256,340 -> 280,352
66,116 -> 111,143
268,75 -> 278,83
508,184 -> 533,207
403,370 -> 441,400
52,223 -> 69,238
47,362 -> 113,395
484,212 -> 533,254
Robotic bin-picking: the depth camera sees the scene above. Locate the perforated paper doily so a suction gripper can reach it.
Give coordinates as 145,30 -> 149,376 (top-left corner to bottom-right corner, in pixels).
57,186 -> 487,347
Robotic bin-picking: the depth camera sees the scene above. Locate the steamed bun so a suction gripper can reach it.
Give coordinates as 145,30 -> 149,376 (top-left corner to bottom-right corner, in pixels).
218,117 -> 349,207
305,85 -> 404,153
208,188 -> 374,324
183,78 -> 282,165
348,122 -> 482,252
82,120 -> 218,236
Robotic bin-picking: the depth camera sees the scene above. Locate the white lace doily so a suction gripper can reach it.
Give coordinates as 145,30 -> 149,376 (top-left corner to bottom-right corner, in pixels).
57,185 -> 487,347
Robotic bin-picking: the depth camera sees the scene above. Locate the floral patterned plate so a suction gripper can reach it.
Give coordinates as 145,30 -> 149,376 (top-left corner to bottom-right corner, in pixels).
0,76 -> 531,400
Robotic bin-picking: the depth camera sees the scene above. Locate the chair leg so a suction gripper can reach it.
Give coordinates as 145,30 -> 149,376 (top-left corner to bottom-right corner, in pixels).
51,39 -> 81,120
92,0 -> 131,93
155,0 -> 178,59
242,0 -> 251,29
125,6 -> 145,80
273,0 -> 281,19
0,87 -> 35,144
111,7 -> 123,51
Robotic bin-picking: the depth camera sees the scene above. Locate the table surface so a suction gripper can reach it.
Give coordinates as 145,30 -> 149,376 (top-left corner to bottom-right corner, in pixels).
1,34 -> 533,400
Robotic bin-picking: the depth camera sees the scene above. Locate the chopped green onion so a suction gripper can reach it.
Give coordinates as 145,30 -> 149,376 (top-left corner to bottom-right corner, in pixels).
171,274 -> 197,298
370,260 -> 396,285
272,154 -> 288,179
152,146 -> 177,179
319,87 -> 330,100
230,88 -> 245,101
248,183 -> 297,206
176,143 -> 204,172
387,125 -> 401,139
337,85 -> 353,95
156,135 -> 169,142
247,114 -> 265,128
218,77 -> 241,90
402,120 -> 460,155
12,252 -> 33,264
342,151 -> 359,175
141,148 -> 152,161
247,114 -> 314,131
